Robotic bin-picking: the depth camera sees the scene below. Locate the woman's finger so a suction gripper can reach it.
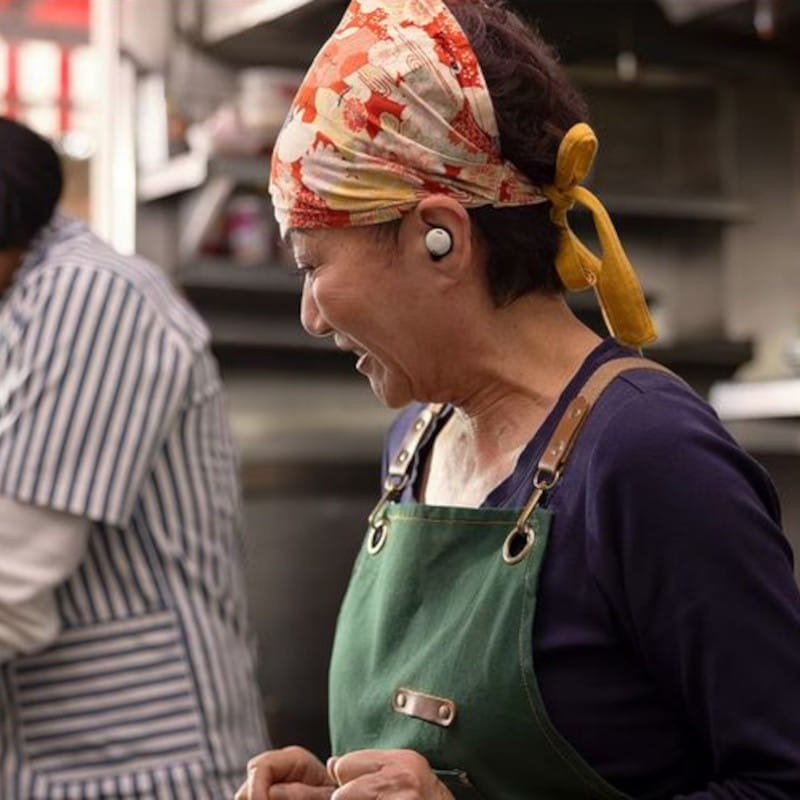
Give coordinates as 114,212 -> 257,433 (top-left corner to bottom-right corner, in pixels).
331,771 -> 387,800
236,746 -> 333,800
234,779 -> 248,800
329,749 -> 387,785
326,756 -> 339,786
330,750 -> 453,800
269,783 -> 337,800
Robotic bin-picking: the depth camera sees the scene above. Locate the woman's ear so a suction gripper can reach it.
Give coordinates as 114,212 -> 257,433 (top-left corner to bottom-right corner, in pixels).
398,194 -> 476,282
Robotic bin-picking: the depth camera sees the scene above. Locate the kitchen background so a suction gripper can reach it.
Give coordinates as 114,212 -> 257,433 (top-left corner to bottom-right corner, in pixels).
1,0 -> 799,761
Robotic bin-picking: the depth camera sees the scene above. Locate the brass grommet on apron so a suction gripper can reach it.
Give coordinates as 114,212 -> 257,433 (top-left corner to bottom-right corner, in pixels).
502,524 -> 535,565
367,518 -> 389,555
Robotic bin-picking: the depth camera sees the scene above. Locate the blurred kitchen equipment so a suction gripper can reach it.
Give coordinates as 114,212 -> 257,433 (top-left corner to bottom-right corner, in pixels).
237,67 -> 304,145
785,337 -> 800,376
227,193 -> 272,265
710,329 -> 800,420
136,73 -> 170,170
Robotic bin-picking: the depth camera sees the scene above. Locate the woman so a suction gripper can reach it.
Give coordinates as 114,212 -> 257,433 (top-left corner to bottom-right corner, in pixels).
238,1 -> 800,798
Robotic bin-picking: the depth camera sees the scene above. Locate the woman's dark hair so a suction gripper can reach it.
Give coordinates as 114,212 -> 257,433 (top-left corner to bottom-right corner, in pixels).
448,0 -> 589,305
0,117 -> 63,250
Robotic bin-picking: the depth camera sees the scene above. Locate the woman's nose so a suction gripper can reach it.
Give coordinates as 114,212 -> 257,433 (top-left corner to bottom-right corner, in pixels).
300,281 -> 331,338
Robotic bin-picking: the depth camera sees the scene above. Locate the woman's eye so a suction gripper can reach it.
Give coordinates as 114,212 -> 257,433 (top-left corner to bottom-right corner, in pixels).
296,264 -> 315,279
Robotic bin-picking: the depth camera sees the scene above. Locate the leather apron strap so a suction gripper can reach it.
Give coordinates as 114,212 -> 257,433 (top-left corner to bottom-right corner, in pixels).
537,357 -> 674,479
368,356 -> 678,552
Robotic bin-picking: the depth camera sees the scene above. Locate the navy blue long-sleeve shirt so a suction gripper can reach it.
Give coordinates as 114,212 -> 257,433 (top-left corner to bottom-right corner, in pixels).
385,339 -> 800,799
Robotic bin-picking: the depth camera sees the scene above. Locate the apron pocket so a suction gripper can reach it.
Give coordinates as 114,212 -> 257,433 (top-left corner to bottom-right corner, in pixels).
434,768 -> 486,800
11,610 -> 206,787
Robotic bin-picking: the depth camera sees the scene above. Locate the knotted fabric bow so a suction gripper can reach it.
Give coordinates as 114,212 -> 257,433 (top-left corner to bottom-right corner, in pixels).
270,0 -> 656,348
543,123 -> 656,347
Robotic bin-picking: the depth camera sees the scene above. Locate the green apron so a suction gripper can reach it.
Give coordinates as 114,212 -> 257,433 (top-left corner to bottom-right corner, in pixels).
329,358 -> 671,800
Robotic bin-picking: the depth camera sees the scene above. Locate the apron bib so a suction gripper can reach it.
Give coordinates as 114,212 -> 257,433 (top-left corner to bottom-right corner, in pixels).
330,358 -> 674,800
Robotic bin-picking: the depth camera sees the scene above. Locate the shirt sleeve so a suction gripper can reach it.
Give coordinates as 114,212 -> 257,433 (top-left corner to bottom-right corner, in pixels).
0,495 -> 90,662
0,266 -> 191,527
585,387 -> 800,799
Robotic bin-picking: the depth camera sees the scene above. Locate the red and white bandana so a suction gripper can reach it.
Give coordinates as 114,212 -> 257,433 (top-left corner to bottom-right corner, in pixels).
269,0 -> 545,235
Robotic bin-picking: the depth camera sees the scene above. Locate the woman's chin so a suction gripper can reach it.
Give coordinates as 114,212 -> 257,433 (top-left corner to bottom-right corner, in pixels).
364,370 -> 412,409
368,381 -> 406,409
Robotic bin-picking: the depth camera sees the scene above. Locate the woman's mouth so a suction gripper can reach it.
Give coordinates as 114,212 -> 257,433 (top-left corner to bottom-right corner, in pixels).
332,336 -> 371,372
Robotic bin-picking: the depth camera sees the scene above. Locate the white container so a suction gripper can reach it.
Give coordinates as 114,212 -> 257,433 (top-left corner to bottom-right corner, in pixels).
237,68 -> 304,144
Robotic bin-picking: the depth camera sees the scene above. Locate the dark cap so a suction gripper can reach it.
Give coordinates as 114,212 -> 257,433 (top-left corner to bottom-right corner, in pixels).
0,117 -> 64,250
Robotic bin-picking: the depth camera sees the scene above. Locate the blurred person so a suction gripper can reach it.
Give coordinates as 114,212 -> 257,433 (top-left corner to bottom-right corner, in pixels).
0,116 -> 267,798
238,1 -> 800,799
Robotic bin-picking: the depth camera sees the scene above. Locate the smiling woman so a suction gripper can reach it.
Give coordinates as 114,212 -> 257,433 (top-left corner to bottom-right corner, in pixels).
238,1 -> 800,799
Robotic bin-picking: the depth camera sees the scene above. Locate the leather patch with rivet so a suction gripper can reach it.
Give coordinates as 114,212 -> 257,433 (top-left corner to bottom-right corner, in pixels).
392,687 -> 457,728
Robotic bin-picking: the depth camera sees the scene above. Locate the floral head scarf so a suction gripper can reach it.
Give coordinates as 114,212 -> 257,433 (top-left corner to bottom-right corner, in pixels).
269,0 -> 656,347
269,0 -> 543,232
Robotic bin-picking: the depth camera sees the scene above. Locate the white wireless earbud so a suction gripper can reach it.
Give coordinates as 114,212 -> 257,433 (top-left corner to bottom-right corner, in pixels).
424,227 -> 453,260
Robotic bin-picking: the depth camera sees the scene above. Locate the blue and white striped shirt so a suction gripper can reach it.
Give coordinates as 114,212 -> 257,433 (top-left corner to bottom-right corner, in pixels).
0,214 -> 268,799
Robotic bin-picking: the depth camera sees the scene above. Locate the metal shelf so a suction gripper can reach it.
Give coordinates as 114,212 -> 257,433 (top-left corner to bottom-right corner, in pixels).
645,339 -> 753,397
646,339 -> 753,369
709,377 -> 800,421
201,0 -> 347,67
138,151 -> 209,202
210,155 -> 270,187
179,259 -> 298,292
138,154 -> 270,202
224,370 -> 394,467
722,419 -> 800,455
203,313 -> 333,352
580,192 -> 751,222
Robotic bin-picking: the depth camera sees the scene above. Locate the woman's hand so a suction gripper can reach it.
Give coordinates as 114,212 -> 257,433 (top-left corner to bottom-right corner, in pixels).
329,749 -> 454,800
234,745 -> 336,800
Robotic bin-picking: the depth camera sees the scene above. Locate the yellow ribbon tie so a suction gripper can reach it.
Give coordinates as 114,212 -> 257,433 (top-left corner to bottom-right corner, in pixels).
542,122 -> 657,348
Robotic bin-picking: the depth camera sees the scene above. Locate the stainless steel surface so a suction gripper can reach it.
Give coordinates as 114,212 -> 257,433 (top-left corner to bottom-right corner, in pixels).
228,371 -> 394,755
225,372 -> 394,466
785,339 -> 800,375
244,491 -> 373,756
709,378 -> 800,421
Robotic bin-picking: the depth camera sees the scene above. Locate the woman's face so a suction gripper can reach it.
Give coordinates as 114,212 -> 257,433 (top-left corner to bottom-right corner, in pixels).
291,225 -> 437,408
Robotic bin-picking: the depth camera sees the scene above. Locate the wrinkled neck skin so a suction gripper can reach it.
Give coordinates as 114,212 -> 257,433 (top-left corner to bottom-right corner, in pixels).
442,292 -> 599,441
0,249 -> 25,297
422,291 -> 601,503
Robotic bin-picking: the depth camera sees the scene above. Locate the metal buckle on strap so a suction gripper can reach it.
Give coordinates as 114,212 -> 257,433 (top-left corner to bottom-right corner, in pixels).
503,358 -> 679,565
365,404 -> 444,550
502,466 -> 562,565
367,473 -> 410,533
503,484 -> 545,565
502,522 -> 536,565
533,467 -> 560,490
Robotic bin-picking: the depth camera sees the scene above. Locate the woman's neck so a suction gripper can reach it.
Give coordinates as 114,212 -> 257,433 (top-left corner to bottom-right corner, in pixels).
420,293 -> 601,506
446,293 -> 601,452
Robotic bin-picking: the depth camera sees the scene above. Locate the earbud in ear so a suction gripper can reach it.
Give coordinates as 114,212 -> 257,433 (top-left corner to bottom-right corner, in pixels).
424,227 -> 453,260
